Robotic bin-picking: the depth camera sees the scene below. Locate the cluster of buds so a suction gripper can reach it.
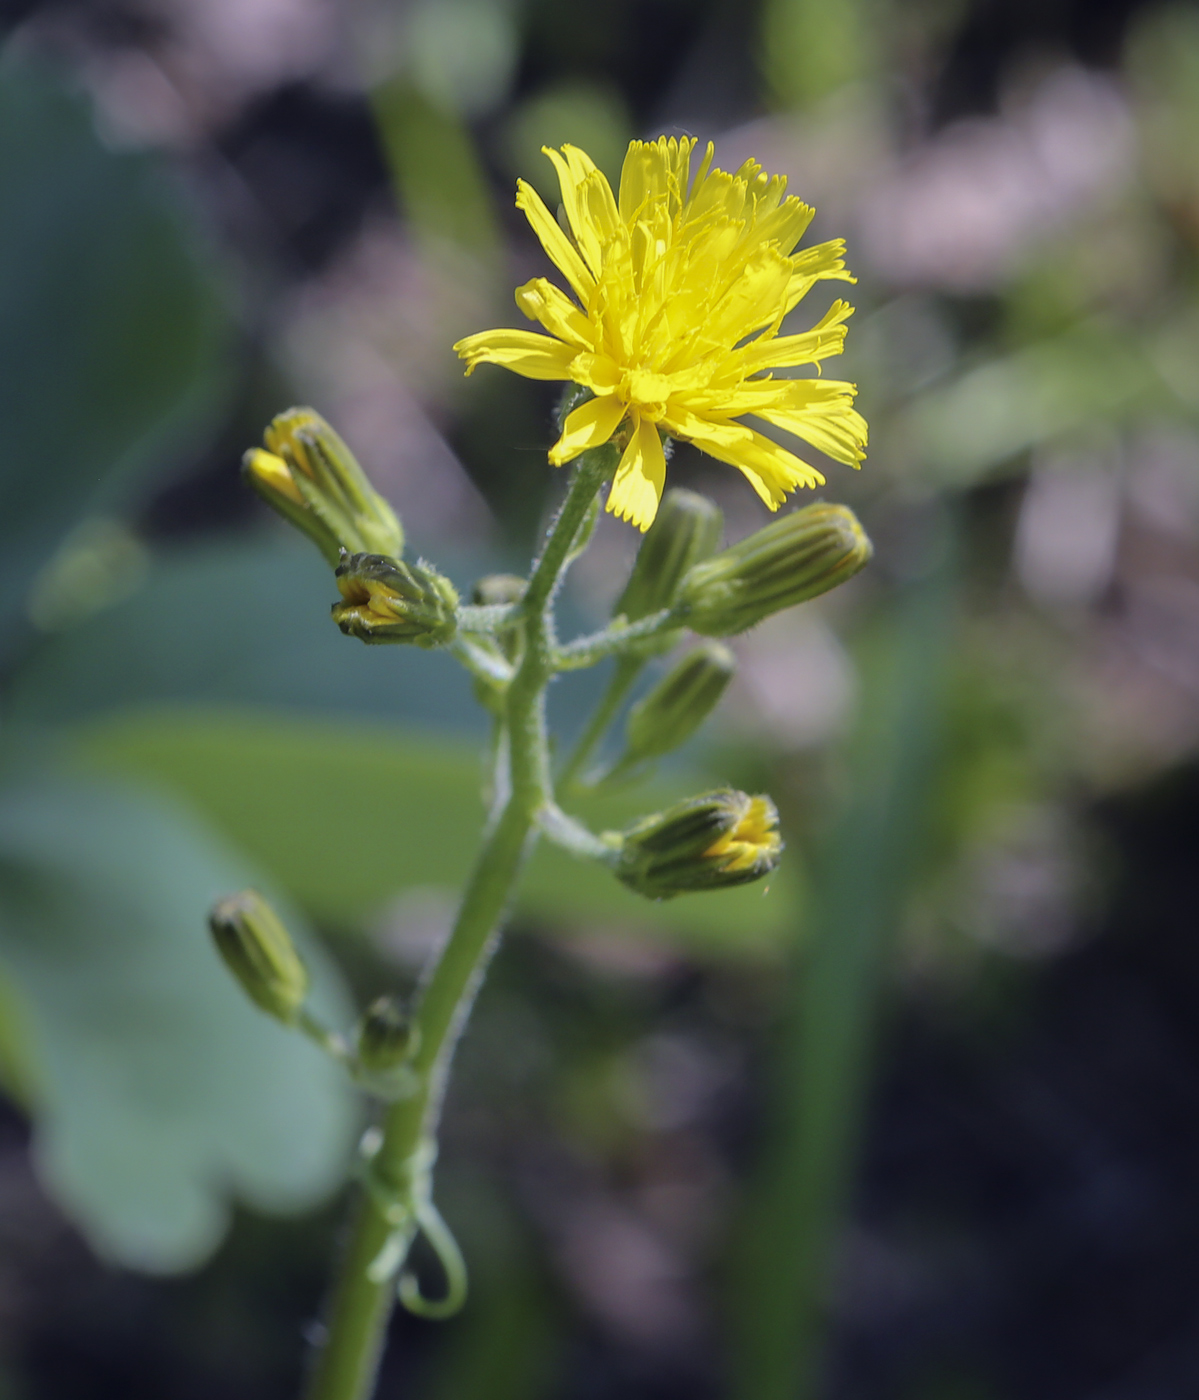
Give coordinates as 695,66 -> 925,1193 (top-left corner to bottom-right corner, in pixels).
233,405 -> 874,916
613,789 -> 783,899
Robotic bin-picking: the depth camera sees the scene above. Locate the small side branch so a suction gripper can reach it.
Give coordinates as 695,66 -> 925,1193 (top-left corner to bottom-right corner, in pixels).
553,609 -> 677,671
537,802 -> 617,862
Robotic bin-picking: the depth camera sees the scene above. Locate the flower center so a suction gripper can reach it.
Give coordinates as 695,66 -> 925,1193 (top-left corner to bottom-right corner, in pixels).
620,368 -> 672,421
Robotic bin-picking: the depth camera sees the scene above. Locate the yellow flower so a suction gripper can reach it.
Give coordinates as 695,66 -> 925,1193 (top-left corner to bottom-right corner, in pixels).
454,137 -> 867,531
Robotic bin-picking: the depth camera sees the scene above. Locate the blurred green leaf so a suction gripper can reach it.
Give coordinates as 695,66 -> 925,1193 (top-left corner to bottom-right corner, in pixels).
731,514 -> 957,1400
0,57 -> 232,643
404,0 -> 519,119
72,708 -> 802,952
371,77 -> 499,257
503,80 -> 631,199
760,0 -> 881,108
905,321 -> 1176,485
0,769 -> 356,1273
6,533 -> 487,734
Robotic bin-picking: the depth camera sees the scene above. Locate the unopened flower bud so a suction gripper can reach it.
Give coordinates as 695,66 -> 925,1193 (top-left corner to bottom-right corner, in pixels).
355,996 -> 420,1074
614,488 -> 724,626
677,503 -> 871,636
243,407 -> 404,566
332,553 -> 459,648
209,889 -> 309,1023
619,643 -> 735,769
471,574 -> 526,606
614,789 -> 782,899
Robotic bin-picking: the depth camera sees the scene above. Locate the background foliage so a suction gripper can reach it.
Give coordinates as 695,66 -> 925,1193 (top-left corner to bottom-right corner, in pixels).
2,0 -> 1199,1396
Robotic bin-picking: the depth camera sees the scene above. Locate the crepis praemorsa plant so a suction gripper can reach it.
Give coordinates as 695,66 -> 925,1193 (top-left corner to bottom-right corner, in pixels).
210,136 -> 872,1400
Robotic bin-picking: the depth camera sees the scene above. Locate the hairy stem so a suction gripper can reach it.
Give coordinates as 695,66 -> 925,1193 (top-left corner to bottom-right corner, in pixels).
552,607 -> 676,671
302,452 -> 611,1400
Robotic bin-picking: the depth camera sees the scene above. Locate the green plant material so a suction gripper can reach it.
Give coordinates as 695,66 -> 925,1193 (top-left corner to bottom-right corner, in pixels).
371,77 -> 499,257
729,514 -> 957,1400
0,964 -> 41,1109
618,642 -> 736,772
906,320 -> 1179,486
0,57 -> 231,648
0,769 -> 355,1272
679,503 -> 872,637
70,708 -> 803,951
503,79 -> 632,199
209,889 -> 311,1025
401,0 -> 518,119
355,996 -> 419,1074
333,553 -> 460,648
27,516 -> 150,633
615,487 -> 724,628
419,1196 -> 558,1400
615,789 -> 783,899
471,574 -> 526,606
4,534 -> 489,735
759,0 -> 881,108
244,408 -> 405,566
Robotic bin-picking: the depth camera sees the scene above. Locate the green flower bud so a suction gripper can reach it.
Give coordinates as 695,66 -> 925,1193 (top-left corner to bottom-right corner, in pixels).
243,407 -> 404,566
677,503 -> 871,637
209,889 -> 309,1024
614,488 -> 724,626
471,574 -> 526,606
332,553 -> 459,648
619,643 -> 736,769
355,995 -> 420,1074
614,789 -> 782,899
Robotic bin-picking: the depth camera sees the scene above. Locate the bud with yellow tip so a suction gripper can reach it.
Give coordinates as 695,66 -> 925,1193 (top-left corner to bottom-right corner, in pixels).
209,890 -> 309,1024
613,789 -> 782,899
332,553 -> 459,648
677,502 -> 871,637
243,407 -> 404,566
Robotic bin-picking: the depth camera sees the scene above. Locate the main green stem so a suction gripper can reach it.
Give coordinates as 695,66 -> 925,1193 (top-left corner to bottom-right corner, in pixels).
303,449 -> 612,1400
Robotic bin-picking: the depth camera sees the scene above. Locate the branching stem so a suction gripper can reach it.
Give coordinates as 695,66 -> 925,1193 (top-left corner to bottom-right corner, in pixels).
302,449 -> 613,1400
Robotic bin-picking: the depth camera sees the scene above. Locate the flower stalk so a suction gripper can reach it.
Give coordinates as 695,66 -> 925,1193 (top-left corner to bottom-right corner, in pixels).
210,128 -> 876,1400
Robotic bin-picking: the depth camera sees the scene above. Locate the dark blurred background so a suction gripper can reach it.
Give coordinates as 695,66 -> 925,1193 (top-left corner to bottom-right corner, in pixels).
1,0 -> 1199,1398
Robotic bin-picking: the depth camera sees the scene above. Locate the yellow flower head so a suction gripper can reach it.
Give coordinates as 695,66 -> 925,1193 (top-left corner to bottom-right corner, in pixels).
454,137 -> 867,531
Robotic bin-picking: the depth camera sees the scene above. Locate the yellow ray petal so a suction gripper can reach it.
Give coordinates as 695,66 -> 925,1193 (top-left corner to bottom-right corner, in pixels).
454,328 -> 577,380
516,179 -> 595,302
671,411 -> 825,505
515,278 -> 595,349
784,240 -> 856,311
548,394 -> 627,466
543,147 -> 604,278
694,373 -> 857,417
702,249 -> 795,346
755,401 -> 868,467
607,415 -> 667,531
736,300 -> 855,374
578,168 -> 622,249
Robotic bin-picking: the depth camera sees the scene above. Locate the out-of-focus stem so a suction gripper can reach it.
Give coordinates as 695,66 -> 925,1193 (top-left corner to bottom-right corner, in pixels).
557,654 -> 643,794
